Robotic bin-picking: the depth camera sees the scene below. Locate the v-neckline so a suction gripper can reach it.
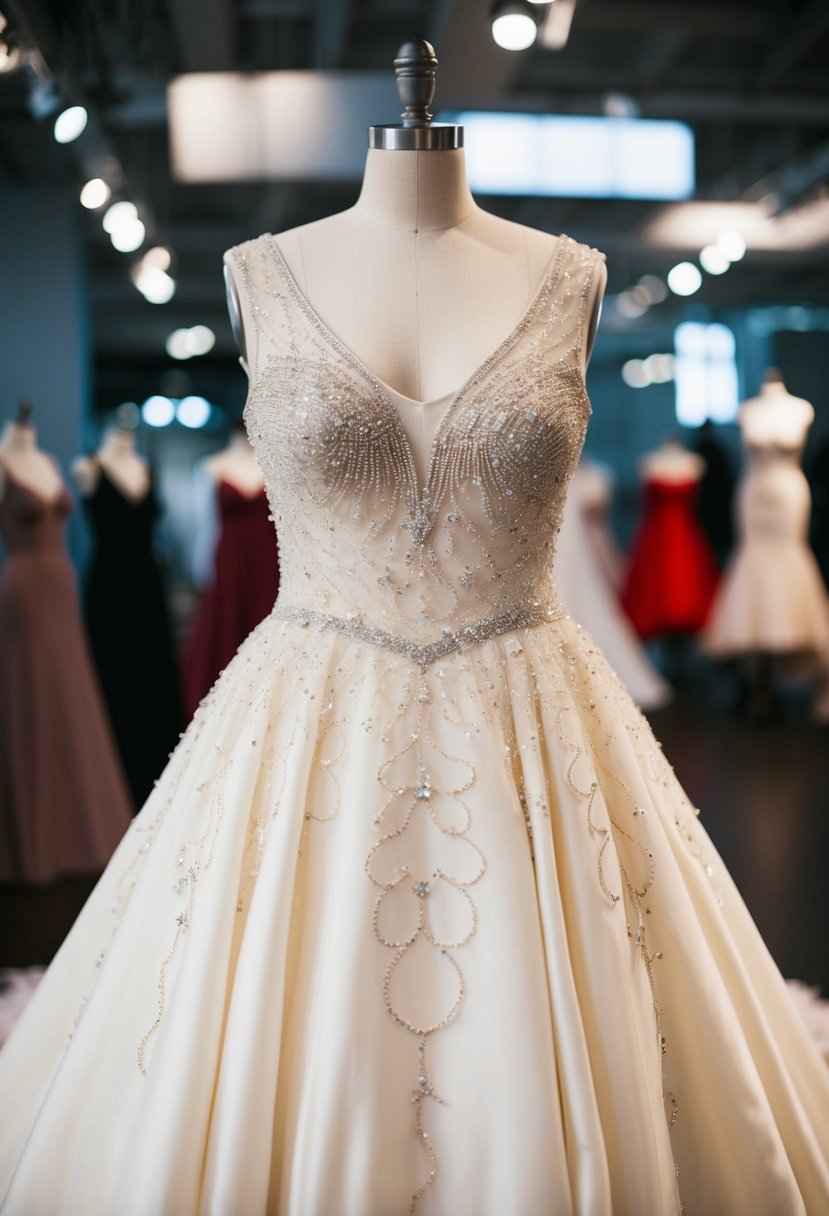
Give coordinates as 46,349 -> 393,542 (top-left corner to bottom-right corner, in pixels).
265,232 -> 566,536
0,454 -> 67,509
97,462 -> 153,507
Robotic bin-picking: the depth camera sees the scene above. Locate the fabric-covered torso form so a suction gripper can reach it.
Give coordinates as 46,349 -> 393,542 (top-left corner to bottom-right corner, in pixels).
0,464 -> 131,881
1,234 -> 828,1216
244,234 -> 593,659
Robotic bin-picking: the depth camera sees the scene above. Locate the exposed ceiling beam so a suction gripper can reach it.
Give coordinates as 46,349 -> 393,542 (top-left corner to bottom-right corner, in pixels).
165,0 -> 235,71
435,0 -> 517,101
755,0 -> 829,89
312,0 -> 351,68
634,29 -> 691,89
575,2 -> 778,38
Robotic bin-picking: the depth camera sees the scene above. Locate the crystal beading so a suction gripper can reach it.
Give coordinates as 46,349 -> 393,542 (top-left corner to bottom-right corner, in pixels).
273,599 -> 565,667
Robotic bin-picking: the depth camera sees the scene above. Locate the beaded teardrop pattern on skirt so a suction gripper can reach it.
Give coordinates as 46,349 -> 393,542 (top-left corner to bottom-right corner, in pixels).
1,232 -> 829,1216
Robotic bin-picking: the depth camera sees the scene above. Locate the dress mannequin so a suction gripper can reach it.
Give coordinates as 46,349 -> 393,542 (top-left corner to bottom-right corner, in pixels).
204,428 -> 265,497
640,438 -> 705,484
0,408 -> 132,881
183,425 -> 279,718
555,459 -> 672,710
0,410 -> 64,503
621,438 -> 719,644
71,417 -> 183,808
2,44 -> 829,1216
704,370 -> 829,718
225,150 -> 606,471
72,425 -> 151,503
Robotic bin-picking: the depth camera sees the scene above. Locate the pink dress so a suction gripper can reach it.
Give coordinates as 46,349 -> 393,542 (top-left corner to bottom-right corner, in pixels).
0,465 -> 131,882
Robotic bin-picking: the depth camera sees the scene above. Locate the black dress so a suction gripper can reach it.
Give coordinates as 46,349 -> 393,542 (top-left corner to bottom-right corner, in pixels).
82,463 -> 183,810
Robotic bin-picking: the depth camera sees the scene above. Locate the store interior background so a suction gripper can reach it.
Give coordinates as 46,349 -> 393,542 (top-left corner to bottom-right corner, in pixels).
1,0 -> 828,1023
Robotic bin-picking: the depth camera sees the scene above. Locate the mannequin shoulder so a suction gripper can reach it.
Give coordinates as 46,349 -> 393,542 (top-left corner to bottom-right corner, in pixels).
71,453 -> 100,496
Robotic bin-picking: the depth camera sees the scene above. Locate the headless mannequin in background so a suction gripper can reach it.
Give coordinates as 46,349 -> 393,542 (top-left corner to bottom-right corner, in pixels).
740,371 -> 813,450
0,412 -> 64,502
705,370 -> 829,721
204,428 -> 264,497
641,438 -> 705,485
72,425 -> 151,502
225,148 -> 606,473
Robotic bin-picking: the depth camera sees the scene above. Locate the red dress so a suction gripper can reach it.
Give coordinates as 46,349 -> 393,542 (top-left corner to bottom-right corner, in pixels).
183,482 -> 280,717
621,477 -> 719,638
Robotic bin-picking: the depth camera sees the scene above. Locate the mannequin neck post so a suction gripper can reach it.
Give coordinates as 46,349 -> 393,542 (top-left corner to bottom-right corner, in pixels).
354,148 -> 476,233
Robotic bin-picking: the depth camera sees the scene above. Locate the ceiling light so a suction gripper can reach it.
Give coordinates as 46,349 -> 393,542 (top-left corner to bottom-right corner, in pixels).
491,2 -> 538,51
80,178 -> 111,209
699,244 -> 730,275
165,325 -> 214,359
622,359 -> 651,388
643,353 -> 675,383
0,41 -> 20,73
187,325 -> 215,355
603,93 -> 639,119
667,261 -> 702,296
717,228 -> 746,262
141,395 -> 175,427
110,219 -> 145,252
638,274 -> 668,304
166,329 -> 192,360
616,289 -> 649,319
539,0 -> 576,49
136,266 -> 176,304
177,396 -> 211,429
142,245 -> 172,271
53,105 -> 88,144
102,200 -> 137,234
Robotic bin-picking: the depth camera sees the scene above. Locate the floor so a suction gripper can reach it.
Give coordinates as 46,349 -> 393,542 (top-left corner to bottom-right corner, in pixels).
648,655 -> 829,994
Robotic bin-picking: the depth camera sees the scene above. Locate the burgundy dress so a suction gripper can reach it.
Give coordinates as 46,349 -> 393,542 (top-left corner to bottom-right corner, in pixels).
0,465 -> 132,883
621,477 -> 720,639
183,481 -> 280,717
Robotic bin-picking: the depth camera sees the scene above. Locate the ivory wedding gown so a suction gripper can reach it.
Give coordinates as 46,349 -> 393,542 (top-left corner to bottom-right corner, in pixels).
1,234 -> 828,1216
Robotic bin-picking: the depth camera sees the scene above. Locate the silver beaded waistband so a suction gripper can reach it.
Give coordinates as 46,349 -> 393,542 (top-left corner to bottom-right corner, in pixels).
272,600 -> 565,667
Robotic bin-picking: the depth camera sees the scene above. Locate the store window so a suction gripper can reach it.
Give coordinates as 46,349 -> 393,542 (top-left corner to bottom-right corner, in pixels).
674,321 -> 739,426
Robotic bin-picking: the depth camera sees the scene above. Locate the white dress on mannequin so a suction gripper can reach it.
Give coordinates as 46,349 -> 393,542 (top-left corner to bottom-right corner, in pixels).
1,230 -> 828,1216
555,460 -> 672,710
706,381 -> 829,656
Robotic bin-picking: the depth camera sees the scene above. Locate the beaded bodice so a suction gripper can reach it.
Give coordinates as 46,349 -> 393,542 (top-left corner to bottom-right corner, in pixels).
229,232 -> 603,662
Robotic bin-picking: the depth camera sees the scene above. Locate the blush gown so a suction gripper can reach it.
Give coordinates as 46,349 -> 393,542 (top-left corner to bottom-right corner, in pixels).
183,481 -> 280,719
621,477 -> 720,639
0,464 -> 132,883
1,234 -> 828,1216
705,423 -> 829,658
83,462 -> 184,809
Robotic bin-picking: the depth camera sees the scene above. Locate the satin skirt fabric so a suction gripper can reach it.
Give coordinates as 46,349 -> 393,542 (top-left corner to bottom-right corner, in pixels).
1,610 -> 828,1215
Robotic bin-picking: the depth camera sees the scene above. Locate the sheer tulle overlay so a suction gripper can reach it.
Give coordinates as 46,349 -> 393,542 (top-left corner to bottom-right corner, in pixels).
1,233 -> 828,1215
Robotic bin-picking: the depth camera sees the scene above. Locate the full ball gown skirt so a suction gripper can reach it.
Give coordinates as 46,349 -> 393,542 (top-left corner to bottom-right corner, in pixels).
1,233 -> 828,1216
183,481 -> 280,719
83,463 -> 184,809
0,469 -> 132,884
